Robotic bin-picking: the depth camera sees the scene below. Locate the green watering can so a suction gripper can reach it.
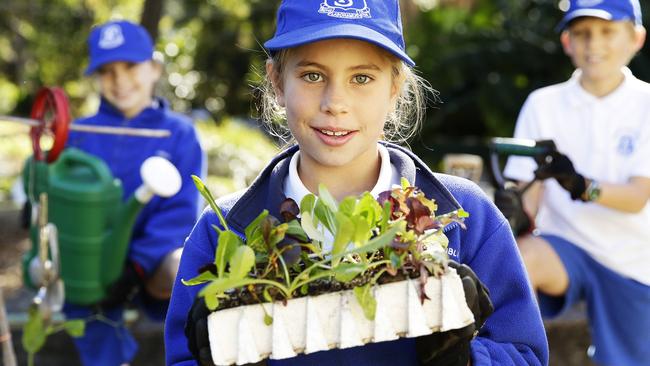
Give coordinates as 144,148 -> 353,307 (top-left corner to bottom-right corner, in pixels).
23,147 -> 181,306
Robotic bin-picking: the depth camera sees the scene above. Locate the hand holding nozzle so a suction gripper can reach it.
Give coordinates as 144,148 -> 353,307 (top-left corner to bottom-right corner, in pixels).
489,138 -> 558,237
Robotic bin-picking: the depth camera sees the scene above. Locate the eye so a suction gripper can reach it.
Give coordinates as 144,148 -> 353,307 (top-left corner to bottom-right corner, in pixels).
302,72 -> 322,83
602,27 -> 614,36
353,74 -> 371,84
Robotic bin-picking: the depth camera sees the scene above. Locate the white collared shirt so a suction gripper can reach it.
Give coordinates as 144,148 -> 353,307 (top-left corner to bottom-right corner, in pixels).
283,143 -> 401,205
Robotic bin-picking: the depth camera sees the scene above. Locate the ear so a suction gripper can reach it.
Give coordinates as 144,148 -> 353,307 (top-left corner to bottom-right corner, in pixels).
560,31 -> 573,57
633,25 -> 647,53
266,60 -> 285,107
389,65 -> 405,108
149,60 -> 163,82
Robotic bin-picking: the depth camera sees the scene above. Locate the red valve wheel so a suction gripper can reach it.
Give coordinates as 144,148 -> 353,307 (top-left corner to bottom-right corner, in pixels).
29,87 -> 71,163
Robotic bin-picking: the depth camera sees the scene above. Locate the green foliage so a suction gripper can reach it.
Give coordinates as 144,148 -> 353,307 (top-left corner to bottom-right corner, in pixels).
184,176 -> 467,321
22,305 -> 86,366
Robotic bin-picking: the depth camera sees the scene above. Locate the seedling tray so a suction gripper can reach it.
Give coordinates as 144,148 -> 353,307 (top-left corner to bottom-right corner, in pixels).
207,268 -> 473,365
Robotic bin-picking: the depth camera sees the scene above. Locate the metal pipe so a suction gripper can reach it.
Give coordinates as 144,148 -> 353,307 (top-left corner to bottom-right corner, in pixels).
0,115 -> 170,138
0,288 -> 17,366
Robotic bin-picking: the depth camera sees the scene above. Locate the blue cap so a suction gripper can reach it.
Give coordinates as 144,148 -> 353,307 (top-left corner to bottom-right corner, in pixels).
558,0 -> 643,31
264,0 -> 415,67
85,20 -> 154,75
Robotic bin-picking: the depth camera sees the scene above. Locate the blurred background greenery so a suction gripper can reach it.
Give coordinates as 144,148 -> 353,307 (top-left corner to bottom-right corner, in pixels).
1,0 -> 649,200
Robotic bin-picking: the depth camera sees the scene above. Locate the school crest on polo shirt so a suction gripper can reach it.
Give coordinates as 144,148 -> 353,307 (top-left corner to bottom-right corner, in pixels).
617,134 -> 636,156
99,24 -> 125,49
319,0 -> 371,19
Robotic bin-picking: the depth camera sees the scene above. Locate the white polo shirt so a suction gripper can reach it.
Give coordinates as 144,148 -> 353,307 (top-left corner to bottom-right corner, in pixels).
283,144 -> 401,253
504,68 -> 650,285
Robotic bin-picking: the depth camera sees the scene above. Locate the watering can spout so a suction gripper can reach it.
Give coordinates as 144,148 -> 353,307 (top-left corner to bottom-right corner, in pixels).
104,156 -> 182,287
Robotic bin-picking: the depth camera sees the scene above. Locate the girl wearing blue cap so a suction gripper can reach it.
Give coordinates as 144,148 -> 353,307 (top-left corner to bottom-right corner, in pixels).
166,1 -> 547,365
499,0 -> 650,365
64,20 -> 205,366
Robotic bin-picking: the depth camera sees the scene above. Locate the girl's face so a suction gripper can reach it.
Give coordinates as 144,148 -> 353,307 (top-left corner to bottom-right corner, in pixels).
561,18 -> 645,94
270,39 -> 400,174
96,60 -> 161,118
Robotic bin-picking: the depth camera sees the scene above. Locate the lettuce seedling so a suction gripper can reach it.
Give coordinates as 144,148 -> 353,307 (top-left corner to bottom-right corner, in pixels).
183,176 -> 467,321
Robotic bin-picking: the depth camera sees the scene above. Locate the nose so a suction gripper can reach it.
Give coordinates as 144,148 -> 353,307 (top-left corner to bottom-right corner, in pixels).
585,32 -> 603,51
320,82 -> 348,116
110,66 -> 130,87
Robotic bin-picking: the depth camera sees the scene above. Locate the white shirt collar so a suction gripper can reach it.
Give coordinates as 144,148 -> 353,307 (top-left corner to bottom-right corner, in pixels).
567,67 -> 634,106
283,143 -> 399,205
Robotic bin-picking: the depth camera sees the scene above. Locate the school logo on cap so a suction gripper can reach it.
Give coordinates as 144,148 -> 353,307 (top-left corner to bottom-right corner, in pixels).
98,24 -> 125,49
576,0 -> 604,7
319,0 -> 371,20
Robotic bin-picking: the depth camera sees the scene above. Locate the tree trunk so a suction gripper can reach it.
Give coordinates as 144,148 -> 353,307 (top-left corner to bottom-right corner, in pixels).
140,0 -> 164,42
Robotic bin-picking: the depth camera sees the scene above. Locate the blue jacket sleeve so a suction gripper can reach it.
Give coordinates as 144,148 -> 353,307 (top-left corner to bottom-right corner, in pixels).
130,125 -> 206,274
165,208 -> 217,366
445,178 -> 548,365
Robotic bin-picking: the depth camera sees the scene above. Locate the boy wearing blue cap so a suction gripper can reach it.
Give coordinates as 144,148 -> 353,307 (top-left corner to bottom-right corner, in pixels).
498,1 -> 650,365
165,1 -> 548,365
64,20 -> 205,366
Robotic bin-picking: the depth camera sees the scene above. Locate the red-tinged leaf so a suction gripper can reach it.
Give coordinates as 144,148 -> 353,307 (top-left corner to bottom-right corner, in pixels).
280,198 -> 300,222
419,266 -> 430,304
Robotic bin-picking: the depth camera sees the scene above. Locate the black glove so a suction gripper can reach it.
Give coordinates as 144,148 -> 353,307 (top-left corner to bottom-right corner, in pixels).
494,183 -> 533,237
534,151 -> 586,200
186,296 -> 215,366
98,262 -> 143,310
415,261 -> 494,366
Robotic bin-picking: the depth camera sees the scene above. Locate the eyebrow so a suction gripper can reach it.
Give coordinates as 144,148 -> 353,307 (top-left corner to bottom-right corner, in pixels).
295,60 -> 382,72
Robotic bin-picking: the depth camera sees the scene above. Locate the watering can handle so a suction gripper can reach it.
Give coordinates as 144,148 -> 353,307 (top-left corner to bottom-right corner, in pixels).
488,138 -> 558,190
51,148 -> 115,184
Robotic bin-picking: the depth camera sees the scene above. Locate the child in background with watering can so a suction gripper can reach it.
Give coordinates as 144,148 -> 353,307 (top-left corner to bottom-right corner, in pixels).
496,1 -> 650,365
165,1 -> 548,365
62,20 -> 205,366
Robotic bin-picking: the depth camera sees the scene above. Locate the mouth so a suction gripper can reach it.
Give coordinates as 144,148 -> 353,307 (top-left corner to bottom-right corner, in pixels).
313,127 -> 357,146
112,89 -> 135,99
318,128 -> 351,137
585,55 -> 605,64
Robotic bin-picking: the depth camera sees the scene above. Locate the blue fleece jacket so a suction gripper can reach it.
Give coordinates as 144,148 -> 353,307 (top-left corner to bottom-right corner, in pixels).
165,143 -> 548,366
64,98 -> 205,366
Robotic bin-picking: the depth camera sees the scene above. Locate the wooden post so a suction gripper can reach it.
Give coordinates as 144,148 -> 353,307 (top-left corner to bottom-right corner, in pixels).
0,288 -> 17,366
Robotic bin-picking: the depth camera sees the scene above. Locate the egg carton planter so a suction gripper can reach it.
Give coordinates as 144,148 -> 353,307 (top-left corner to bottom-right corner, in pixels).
207,269 -> 473,366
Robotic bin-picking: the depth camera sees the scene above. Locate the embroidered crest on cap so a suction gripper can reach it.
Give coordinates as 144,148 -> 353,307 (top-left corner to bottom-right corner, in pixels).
319,0 -> 371,20
98,24 -> 125,49
577,0 -> 604,7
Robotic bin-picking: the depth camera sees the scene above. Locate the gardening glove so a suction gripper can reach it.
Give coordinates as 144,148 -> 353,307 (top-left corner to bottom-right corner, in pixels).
186,296 -> 215,366
98,261 -> 143,310
534,151 -> 586,200
415,261 -> 494,366
494,182 -> 533,237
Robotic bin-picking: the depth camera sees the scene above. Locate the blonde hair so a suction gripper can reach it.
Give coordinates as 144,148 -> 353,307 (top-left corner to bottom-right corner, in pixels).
257,48 -> 437,144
